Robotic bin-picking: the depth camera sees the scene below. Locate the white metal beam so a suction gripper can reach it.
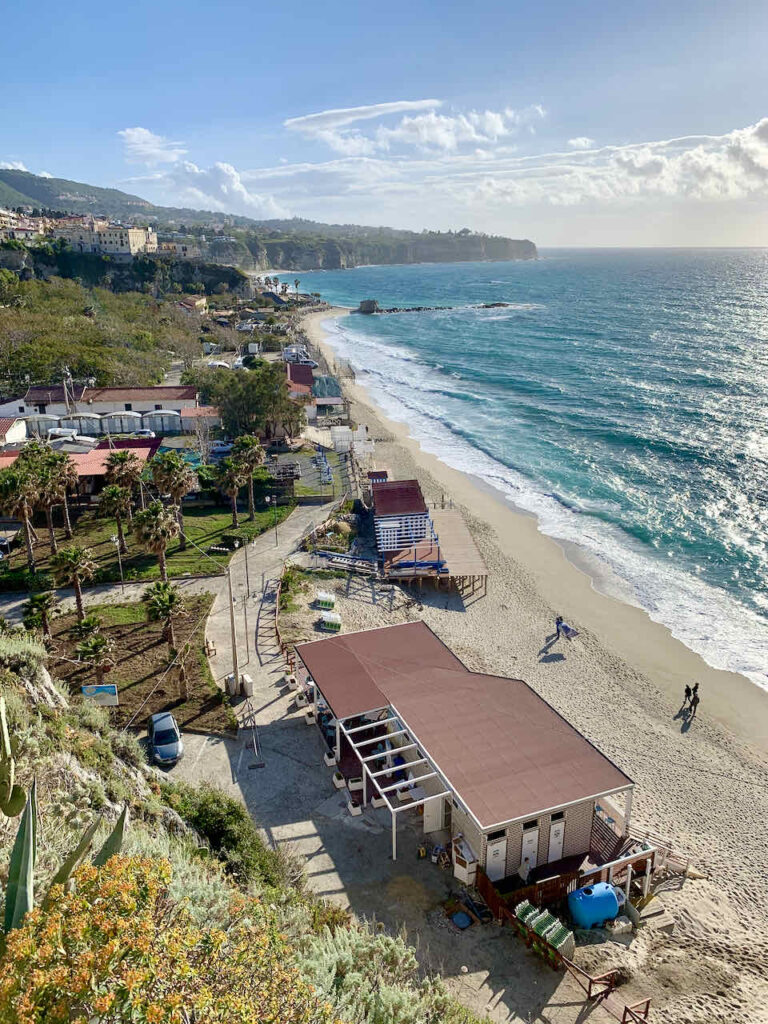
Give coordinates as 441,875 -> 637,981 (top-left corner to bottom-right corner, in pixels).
361,743 -> 418,763
343,716 -> 395,735
390,790 -> 452,813
380,771 -> 438,794
370,758 -> 429,778
354,728 -> 409,748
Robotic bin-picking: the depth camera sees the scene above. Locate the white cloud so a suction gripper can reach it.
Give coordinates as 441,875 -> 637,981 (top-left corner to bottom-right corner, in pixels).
377,106 -> 545,152
130,160 -> 288,218
38,170 -> 53,178
568,136 -> 595,150
284,98 -> 545,156
0,160 -> 28,171
118,126 -> 187,165
285,99 -> 441,133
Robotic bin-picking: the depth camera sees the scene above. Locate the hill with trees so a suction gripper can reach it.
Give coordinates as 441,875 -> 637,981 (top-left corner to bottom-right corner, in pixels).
0,169 -> 537,270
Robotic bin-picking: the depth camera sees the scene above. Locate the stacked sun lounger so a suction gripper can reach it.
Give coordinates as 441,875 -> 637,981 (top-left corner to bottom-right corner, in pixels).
320,611 -> 342,632
316,590 -> 336,610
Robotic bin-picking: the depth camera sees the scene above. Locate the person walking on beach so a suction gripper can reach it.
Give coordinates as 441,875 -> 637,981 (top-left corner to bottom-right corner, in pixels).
692,682 -> 699,700
555,616 -> 564,639
684,684 -> 692,706
690,693 -> 700,718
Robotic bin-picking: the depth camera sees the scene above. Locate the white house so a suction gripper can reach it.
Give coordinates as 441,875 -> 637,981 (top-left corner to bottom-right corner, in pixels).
372,479 -> 435,552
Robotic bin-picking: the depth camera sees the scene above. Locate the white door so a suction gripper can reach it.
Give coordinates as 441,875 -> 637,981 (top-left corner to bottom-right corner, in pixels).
548,820 -> 565,862
485,835 -> 508,882
521,828 -> 539,870
422,797 -> 444,834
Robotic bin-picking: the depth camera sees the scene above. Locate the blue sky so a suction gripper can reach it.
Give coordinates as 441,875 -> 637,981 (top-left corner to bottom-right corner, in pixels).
2,0 -> 768,244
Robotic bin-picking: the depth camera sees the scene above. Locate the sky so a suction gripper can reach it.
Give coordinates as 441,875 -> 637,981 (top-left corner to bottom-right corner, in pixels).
2,0 -> 768,245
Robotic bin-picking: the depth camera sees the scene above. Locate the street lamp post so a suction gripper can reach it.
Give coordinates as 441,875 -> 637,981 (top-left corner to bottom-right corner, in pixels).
111,536 -> 125,595
265,495 -> 279,547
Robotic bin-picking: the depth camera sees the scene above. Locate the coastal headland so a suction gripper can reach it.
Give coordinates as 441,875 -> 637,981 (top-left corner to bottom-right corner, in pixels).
301,305 -> 768,1024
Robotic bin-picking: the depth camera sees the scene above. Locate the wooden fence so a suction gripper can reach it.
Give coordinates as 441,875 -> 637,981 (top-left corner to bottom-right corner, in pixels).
475,867 -> 652,1022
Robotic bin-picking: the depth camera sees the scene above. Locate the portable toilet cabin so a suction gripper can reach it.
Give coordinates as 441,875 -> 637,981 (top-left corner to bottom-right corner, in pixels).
25,414 -> 61,438
100,411 -> 143,435
142,409 -> 182,435
59,412 -> 102,437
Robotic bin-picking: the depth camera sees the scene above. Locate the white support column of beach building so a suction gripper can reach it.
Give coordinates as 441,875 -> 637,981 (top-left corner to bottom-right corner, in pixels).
337,715 -> 451,861
624,789 -> 633,835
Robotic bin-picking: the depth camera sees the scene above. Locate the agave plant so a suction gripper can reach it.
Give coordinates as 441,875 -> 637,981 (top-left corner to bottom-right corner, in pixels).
0,696 -> 25,817
1,784 -> 128,939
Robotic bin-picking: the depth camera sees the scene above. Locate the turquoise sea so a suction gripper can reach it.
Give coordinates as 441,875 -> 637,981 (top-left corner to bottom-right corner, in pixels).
283,251 -> 768,688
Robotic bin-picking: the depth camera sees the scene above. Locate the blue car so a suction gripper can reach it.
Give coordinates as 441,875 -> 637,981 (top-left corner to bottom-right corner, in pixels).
147,712 -> 184,766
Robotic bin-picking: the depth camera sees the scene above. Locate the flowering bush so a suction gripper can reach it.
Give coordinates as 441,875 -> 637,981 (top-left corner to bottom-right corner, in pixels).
0,855 -> 343,1024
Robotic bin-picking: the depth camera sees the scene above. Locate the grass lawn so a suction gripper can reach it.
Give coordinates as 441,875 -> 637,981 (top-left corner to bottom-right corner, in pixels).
0,502 -> 294,591
51,596 -> 237,734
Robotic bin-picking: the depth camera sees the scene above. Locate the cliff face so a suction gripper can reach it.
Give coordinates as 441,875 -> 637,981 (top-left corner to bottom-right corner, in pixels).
257,234 -> 536,271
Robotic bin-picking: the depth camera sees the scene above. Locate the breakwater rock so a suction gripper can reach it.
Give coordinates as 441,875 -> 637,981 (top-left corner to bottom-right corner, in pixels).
355,299 -> 512,315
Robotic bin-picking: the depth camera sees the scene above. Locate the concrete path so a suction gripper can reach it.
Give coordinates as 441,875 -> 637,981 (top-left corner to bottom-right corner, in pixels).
170,499 -> 587,1023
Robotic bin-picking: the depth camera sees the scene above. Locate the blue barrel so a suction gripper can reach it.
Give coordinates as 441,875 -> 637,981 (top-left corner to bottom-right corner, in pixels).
567,882 -> 619,929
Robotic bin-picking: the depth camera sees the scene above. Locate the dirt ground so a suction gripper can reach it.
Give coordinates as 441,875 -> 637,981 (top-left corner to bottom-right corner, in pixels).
51,596 -> 236,734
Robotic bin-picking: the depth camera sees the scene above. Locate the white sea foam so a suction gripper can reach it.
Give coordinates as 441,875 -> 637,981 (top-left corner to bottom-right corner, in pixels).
320,315 -> 768,691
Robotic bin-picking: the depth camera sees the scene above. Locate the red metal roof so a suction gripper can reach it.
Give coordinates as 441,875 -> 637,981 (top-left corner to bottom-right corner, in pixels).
372,479 -> 427,517
181,406 -> 219,418
286,363 -> 314,388
297,622 -> 632,828
0,418 -> 21,436
0,443 -> 155,477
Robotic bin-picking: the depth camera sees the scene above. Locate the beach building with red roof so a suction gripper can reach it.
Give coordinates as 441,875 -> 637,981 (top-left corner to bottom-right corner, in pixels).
372,479 -> 434,552
297,621 -> 634,879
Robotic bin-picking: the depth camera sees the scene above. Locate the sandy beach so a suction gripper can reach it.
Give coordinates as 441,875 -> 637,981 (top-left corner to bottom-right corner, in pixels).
300,307 -> 768,1024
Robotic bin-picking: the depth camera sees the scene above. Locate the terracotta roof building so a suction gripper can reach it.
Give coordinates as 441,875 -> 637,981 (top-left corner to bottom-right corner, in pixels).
297,622 -> 634,876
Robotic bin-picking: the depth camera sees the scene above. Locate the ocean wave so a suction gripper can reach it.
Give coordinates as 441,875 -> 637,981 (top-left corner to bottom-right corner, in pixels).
320,311 -> 768,690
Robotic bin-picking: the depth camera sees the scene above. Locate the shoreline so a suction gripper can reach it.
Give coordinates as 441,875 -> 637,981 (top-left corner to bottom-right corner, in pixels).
302,307 -> 768,751
300,306 -> 768,1021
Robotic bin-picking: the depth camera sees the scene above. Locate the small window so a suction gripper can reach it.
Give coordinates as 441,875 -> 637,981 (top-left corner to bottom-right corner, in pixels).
18,406 -> 23,413
155,404 -> 162,410
487,828 -> 506,842
551,811 -> 565,822
523,819 -> 539,830
124,403 -> 132,411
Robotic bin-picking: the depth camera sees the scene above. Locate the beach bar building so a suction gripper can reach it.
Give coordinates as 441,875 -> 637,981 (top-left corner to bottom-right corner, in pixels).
372,479 -> 436,553
296,622 -> 634,882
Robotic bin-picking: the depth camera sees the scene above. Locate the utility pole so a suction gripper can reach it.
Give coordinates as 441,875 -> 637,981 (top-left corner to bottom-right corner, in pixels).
226,568 -> 240,694
242,595 -> 250,663
111,535 -> 125,594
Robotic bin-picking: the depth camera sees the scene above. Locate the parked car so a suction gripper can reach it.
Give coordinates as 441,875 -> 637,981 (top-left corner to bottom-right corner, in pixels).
131,428 -> 156,438
210,441 -> 234,456
207,360 -> 230,369
297,358 -> 319,368
147,712 -> 184,766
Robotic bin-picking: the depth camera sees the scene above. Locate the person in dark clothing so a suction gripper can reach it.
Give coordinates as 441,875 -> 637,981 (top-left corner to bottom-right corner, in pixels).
555,616 -> 564,638
690,693 -> 700,717
692,682 -> 699,699
684,684 -> 692,706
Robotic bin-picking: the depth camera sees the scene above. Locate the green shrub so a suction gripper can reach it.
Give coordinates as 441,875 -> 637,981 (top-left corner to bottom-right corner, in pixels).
162,781 -> 290,889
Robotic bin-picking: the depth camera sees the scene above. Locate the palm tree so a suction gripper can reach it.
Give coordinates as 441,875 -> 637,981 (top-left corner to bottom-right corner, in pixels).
231,436 -> 265,521
50,545 -> 97,622
16,441 -> 57,552
294,278 -> 300,299
22,591 -> 59,641
142,581 -> 187,693
133,500 -> 179,582
50,451 -> 78,539
149,451 -> 197,551
76,633 -> 115,687
216,457 -> 246,528
105,450 -> 142,523
0,466 -> 38,572
99,485 -> 131,556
